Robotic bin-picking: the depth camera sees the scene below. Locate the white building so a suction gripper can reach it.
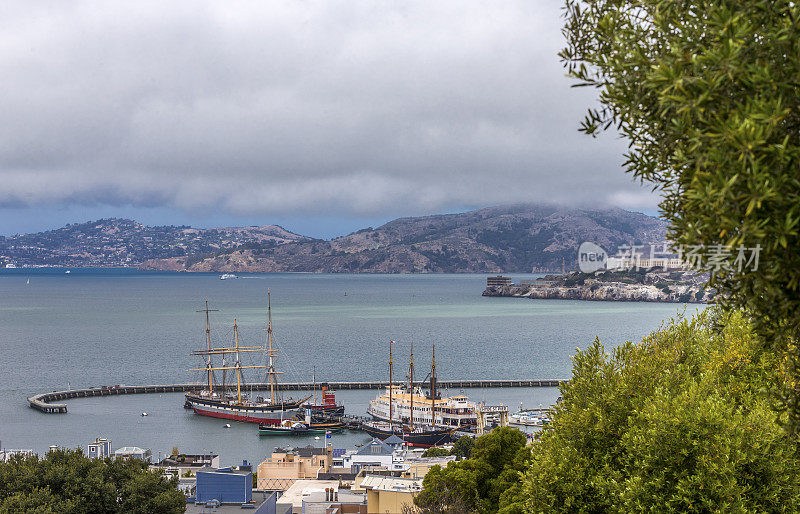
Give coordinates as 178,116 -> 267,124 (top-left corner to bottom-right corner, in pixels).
115,446 -> 152,462
341,439 -> 406,474
87,437 -> 113,459
0,449 -> 34,462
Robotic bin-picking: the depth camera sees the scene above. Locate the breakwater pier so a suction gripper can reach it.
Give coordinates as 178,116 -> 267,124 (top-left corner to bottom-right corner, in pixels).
28,379 -> 564,414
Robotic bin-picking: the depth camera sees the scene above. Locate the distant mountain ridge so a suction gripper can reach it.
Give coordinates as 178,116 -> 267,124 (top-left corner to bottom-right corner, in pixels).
0,218 -> 310,268
0,206 -> 667,272
141,205 -> 667,273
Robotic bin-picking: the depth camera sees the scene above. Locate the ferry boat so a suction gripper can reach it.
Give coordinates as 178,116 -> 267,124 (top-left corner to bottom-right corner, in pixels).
220,274 -> 238,280
362,341 -> 458,447
367,345 -> 477,430
184,293 -> 310,424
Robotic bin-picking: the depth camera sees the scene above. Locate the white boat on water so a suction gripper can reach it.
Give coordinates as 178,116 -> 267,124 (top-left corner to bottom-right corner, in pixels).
510,410 -> 549,426
366,343 -> 478,430
220,273 -> 238,280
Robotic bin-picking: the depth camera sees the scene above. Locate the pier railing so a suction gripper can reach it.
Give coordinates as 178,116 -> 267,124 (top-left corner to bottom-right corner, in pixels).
27,379 -> 565,414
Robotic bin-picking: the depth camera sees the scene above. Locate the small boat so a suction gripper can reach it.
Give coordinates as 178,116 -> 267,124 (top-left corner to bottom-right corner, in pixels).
259,417 -> 346,436
259,421 -> 320,436
64,270 -> 71,274
220,274 -> 238,280
509,410 -> 549,426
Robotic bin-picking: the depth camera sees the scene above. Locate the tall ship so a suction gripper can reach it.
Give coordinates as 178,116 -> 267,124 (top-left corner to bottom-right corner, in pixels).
362,341 -> 457,447
184,292 -> 310,424
367,345 -> 477,430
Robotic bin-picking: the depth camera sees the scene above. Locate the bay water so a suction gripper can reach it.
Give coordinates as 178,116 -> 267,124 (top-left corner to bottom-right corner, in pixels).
0,269 -> 699,465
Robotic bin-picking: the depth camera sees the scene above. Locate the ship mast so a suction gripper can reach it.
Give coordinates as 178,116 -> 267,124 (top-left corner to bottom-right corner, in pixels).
189,301 -> 269,402
266,289 -> 283,405
431,342 -> 436,427
389,340 -> 394,429
409,339 -> 414,430
234,318 -> 242,404
196,298 -> 218,395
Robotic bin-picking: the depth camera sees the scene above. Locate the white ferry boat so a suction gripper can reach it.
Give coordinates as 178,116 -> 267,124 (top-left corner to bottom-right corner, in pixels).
366,343 -> 478,430
219,273 -> 238,280
367,385 -> 477,429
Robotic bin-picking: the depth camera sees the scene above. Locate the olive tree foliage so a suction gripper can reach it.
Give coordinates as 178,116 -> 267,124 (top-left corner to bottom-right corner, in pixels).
0,448 -> 186,513
414,427 -> 530,514
560,0 -> 800,429
524,308 -> 800,511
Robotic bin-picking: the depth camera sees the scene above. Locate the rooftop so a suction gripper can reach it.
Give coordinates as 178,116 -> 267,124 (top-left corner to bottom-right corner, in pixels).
355,439 -> 394,456
275,445 -> 327,457
185,490 -> 275,513
360,475 -> 423,493
115,446 -> 149,454
277,480 -> 341,508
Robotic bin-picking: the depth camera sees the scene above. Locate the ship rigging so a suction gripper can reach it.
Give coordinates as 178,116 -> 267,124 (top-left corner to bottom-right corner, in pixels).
184,291 -> 310,424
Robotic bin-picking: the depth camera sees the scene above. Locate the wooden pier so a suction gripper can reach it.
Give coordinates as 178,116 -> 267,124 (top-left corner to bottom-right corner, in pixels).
27,379 -> 565,414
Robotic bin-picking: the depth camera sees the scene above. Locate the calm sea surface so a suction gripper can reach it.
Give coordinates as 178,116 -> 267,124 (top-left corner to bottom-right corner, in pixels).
0,269 -> 700,465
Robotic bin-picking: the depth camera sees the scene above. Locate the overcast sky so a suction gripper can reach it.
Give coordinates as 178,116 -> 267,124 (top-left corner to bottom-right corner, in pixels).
0,1 -> 658,238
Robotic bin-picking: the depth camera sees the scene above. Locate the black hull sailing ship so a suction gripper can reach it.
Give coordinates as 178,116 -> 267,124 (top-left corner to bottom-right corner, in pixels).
185,292 -> 310,424
362,341 -> 457,447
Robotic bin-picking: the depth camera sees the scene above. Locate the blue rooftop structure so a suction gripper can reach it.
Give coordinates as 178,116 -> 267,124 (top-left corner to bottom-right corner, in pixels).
195,468 -> 252,505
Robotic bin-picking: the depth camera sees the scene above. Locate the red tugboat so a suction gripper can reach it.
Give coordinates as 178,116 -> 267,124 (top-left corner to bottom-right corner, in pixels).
184,292 -> 310,424
303,382 -> 345,416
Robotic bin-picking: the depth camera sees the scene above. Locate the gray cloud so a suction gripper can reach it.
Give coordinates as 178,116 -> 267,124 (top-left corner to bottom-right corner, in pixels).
0,1 -> 658,218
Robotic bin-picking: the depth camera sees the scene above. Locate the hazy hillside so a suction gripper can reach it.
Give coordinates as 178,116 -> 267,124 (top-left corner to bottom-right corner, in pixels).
0,218 -> 310,267
140,205 -> 667,273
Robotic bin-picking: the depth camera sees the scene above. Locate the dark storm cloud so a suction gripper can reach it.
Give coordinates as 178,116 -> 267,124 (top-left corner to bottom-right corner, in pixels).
0,1 -> 657,217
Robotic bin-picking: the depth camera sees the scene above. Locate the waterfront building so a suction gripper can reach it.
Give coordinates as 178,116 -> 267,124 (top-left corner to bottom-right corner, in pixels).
114,446 -> 152,462
153,453 -> 221,477
359,475 -> 422,514
341,439 -> 405,474
257,446 -> 332,491
606,256 -> 685,270
0,449 -> 34,462
87,437 -> 112,459
486,275 -> 512,287
195,467 -> 252,505
276,480 -> 366,514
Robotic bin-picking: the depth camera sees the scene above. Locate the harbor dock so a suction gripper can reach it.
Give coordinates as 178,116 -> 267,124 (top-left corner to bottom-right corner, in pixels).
27,379 -> 564,414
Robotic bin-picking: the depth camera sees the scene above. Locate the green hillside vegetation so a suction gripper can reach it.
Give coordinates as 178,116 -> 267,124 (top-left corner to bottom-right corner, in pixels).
415,308 -> 800,512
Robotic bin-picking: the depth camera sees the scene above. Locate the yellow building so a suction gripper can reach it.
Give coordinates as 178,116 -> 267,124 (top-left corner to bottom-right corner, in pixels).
257,446 -> 331,490
359,475 -> 422,514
